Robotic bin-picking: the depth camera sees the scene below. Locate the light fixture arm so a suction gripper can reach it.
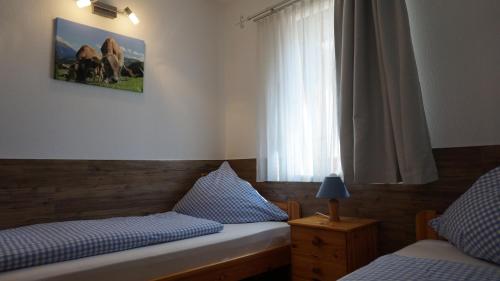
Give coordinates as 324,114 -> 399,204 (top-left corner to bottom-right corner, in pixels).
118,7 -> 131,15
75,0 -> 139,25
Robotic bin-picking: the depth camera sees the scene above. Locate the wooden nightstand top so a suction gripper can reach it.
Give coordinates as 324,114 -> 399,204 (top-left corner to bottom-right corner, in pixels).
288,215 -> 378,232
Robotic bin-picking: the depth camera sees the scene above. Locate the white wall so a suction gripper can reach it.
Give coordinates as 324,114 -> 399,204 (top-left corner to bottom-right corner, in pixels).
0,0 -> 225,160
1,0 -> 499,160
219,0 -> 281,159
407,0 -> 500,148
220,0 -> 500,159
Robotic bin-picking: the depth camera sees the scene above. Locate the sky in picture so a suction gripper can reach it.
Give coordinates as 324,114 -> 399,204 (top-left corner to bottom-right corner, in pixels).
56,18 -> 145,61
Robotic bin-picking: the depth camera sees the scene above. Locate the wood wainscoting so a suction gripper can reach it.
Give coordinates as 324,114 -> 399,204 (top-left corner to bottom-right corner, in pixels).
0,160 -> 224,230
229,145 -> 500,254
1,145 -> 499,254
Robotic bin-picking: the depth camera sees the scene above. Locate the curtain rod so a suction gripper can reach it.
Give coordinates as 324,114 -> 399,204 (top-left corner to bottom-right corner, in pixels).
236,0 -> 303,28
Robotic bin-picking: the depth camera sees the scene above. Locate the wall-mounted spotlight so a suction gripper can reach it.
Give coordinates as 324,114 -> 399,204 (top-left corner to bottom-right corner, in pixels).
124,7 -> 140,25
76,0 -> 91,8
75,0 -> 140,25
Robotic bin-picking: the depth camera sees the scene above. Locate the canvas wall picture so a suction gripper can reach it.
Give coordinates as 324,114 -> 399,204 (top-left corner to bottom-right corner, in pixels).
54,18 -> 145,93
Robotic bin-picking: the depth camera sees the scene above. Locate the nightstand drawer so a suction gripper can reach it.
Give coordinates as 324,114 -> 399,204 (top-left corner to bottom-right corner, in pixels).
289,216 -> 378,281
291,226 -> 346,262
292,254 -> 346,281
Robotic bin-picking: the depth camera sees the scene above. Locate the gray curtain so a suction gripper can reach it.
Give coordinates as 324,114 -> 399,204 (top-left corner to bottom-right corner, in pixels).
335,0 -> 438,184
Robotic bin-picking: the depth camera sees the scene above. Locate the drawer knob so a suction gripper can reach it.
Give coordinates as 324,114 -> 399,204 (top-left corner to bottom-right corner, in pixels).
311,236 -> 323,247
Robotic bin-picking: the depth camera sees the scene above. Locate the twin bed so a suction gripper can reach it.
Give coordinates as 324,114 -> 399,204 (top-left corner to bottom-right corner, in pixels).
339,211 -> 500,280
340,167 -> 500,280
4,207 -> 498,281
0,201 -> 299,281
0,161 -> 302,281
2,162 -> 498,281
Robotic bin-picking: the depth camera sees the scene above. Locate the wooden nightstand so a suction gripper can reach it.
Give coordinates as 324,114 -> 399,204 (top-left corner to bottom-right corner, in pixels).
288,215 -> 378,281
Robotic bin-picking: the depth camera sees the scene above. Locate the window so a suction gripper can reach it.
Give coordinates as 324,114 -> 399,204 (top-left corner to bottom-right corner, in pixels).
257,0 -> 341,182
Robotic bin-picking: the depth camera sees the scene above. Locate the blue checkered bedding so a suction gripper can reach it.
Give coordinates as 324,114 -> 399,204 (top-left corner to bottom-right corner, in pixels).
0,212 -> 223,273
174,162 -> 288,223
429,166 -> 500,265
339,254 -> 500,281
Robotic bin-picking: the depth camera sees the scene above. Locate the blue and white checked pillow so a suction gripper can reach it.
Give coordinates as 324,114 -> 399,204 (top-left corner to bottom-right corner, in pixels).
429,166 -> 500,264
173,162 -> 288,223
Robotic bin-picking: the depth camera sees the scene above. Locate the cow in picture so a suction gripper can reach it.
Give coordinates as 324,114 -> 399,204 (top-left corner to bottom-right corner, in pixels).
101,37 -> 124,83
74,45 -> 102,83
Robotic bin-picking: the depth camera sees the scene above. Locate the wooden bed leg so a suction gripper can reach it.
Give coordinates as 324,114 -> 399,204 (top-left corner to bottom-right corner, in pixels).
416,210 -> 439,241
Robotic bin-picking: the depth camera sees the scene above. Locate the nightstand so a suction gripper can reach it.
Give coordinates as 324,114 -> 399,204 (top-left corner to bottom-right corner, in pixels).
288,215 -> 378,281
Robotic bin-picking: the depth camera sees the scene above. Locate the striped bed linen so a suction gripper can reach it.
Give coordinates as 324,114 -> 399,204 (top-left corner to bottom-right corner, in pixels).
0,212 -> 223,273
340,254 -> 500,281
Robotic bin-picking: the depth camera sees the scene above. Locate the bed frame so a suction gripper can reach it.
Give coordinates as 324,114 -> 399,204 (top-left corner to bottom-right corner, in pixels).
415,210 -> 443,241
151,200 -> 301,281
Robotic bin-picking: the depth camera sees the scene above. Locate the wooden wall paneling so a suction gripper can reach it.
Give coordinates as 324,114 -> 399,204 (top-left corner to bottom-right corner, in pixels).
0,159 -> 224,229
1,145 -> 499,254
226,159 -> 257,185
481,145 -> 500,172
230,145 -> 500,254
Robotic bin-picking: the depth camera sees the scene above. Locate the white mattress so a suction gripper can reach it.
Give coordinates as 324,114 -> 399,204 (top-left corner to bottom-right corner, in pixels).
0,222 -> 290,281
396,239 -> 500,272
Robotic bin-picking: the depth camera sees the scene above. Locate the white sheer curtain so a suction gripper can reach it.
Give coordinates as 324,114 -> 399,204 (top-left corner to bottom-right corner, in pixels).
257,0 -> 341,182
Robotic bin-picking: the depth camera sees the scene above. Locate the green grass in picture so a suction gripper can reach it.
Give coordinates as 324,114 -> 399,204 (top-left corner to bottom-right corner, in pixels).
54,65 -> 143,93
88,77 -> 143,92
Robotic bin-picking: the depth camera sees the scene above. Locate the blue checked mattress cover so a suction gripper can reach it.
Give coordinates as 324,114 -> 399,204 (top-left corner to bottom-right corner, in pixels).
339,254 -> 500,281
0,212 -> 223,272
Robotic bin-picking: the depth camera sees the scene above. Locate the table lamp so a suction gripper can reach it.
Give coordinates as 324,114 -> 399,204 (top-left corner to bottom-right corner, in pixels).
316,174 -> 350,222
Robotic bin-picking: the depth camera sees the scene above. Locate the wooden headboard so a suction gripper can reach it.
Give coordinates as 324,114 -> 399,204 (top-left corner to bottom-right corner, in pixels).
415,210 -> 441,241
272,200 -> 301,221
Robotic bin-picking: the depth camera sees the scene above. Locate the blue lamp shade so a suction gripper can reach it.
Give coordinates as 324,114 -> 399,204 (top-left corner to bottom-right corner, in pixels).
316,175 -> 350,199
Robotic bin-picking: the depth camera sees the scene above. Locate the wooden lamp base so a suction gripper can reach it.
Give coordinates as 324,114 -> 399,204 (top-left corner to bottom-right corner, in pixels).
328,199 -> 340,222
